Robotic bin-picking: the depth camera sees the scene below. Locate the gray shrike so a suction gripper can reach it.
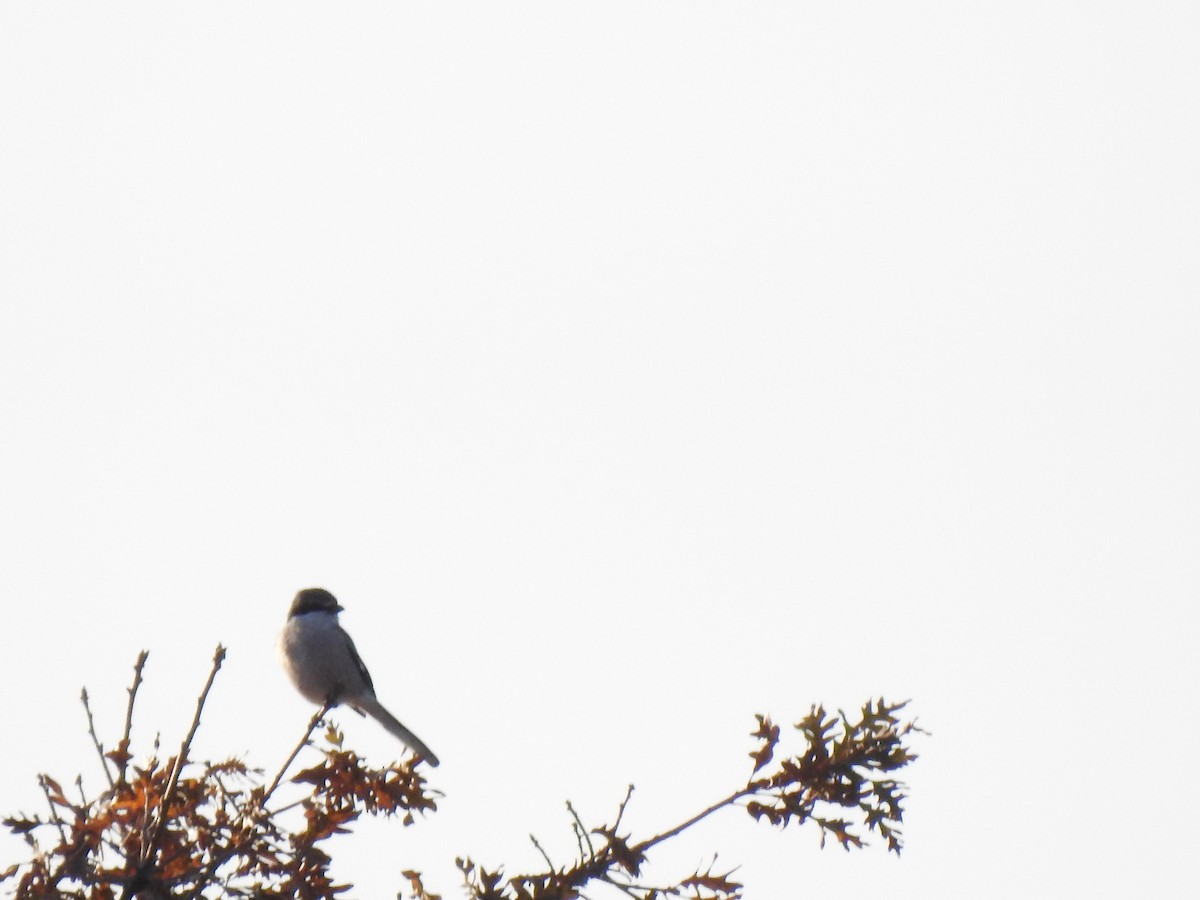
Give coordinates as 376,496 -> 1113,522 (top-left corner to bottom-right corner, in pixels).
277,587 -> 440,767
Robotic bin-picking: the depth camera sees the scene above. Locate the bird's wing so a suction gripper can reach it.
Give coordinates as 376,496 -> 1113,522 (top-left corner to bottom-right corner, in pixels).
343,630 -> 376,694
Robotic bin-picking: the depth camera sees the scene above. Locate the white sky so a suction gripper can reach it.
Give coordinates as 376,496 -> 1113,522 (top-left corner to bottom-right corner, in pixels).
2,3 -> 1197,897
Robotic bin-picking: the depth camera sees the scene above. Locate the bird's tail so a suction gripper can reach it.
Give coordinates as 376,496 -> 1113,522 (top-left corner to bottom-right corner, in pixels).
358,696 -> 440,767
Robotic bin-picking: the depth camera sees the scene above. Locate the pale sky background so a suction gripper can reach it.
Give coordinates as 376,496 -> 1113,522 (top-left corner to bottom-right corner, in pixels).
2,3 -> 1198,898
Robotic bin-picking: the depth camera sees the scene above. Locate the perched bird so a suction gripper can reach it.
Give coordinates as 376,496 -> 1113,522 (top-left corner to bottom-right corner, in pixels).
277,587 -> 439,767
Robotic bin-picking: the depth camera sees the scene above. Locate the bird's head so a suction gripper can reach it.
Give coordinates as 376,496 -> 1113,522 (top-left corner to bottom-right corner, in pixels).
288,587 -> 344,618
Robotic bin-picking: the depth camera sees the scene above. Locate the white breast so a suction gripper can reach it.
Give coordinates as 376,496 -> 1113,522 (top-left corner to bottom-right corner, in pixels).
277,612 -> 370,706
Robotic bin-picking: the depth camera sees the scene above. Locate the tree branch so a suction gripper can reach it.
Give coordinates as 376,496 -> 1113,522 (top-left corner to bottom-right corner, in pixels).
115,651 -> 149,790
79,687 -> 115,791
142,645 -> 226,865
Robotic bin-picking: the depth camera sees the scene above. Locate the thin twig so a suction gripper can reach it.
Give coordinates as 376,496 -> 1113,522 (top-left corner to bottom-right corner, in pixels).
116,651 -> 149,790
612,785 -> 635,833
261,700 -> 331,808
530,834 -> 555,872
567,801 -> 595,857
38,775 -> 68,845
262,796 -> 309,818
571,815 -> 588,862
630,785 -> 755,858
599,873 -> 646,899
80,687 -> 116,790
142,645 -> 226,864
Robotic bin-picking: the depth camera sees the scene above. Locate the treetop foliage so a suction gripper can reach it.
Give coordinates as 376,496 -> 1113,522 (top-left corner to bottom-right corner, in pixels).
3,648 -> 923,899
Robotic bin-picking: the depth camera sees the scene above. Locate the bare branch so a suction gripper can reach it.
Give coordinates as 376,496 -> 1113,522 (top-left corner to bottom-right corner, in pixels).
115,651 -> 149,789
632,786 -> 753,858
80,687 -> 115,790
530,834 -> 555,872
37,775 -> 68,845
611,785 -> 635,833
567,800 -> 595,857
262,699 -> 332,809
143,645 -> 226,864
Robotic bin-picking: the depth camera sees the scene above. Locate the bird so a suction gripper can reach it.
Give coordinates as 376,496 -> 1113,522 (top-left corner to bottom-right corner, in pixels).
277,587 -> 440,767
